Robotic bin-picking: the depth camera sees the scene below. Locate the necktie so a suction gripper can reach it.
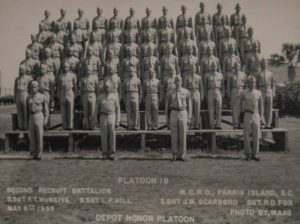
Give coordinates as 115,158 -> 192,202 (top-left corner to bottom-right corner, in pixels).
177,90 -> 182,107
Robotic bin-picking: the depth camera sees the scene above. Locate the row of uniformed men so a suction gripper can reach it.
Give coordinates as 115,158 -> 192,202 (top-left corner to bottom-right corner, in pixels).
25,72 -> 265,162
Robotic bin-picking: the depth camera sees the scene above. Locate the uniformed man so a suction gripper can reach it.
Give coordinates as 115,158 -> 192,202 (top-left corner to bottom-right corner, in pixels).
239,76 -> 264,161
93,81 -> 120,160
160,45 -> 180,79
256,59 -> 275,129
39,10 -> 53,38
198,29 -> 217,61
143,68 -> 160,130
92,7 -> 107,40
230,3 -> 242,46
141,8 -> 157,30
140,17 -> 158,44
14,64 -> 33,130
219,27 -> 239,66
195,16 -> 214,46
122,32 -> 140,58
27,34 -> 43,60
200,46 -> 221,77
176,5 -> 193,45
141,47 -> 160,81
214,17 -> 228,53
104,63 -> 122,101
42,48 -> 58,79
194,2 -> 211,30
73,20 -> 88,48
73,8 -> 90,37
165,75 -> 191,161
158,25 -> 176,47
105,30 -> 122,63
27,81 -> 49,160
158,6 -> 174,30
222,44 -> 241,85
237,15 -> 248,55
55,9 -> 72,34
123,67 -> 142,130
212,3 -> 229,30
178,29 -> 197,64
161,66 -> 177,106
180,44 -> 199,79
121,47 -> 140,80
105,43 -> 122,78
89,32 -> 105,62
124,8 -> 140,31
64,45 -> 81,78
241,27 -> 261,64
58,62 -> 77,130
140,33 -> 158,59
48,34 -> 64,74
20,49 -> 40,78
183,64 -> 204,129
108,8 -> 123,31
81,66 -> 99,130
227,62 -> 247,129
204,62 -> 225,129
37,23 -> 52,46
245,42 -> 264,77
84,46 -> 102,80
158,35 -> 177,59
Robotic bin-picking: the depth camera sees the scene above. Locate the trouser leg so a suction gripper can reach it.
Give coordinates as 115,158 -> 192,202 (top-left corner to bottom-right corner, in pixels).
132,94 -> 139,129
16,95 -> 22,129
208,91 -> 215,129
35,113 -> 44,158
215,91 -> 222,128
252,117 -> 260,157
178,111 -> 187,159
152,95 -> 159,129
145,96 -> 151,128
60,95 -> 67,129
265,92 -> 273,128
89,93 -> 96,129
100,115 -> 108,155
170,111 -> 179,157
125,94 -> 131,129
29,116 -> 36,157
108,115 -> 116,156
231,89 -> 239,128
82,93 -> 88,129
243,114 -> 252,157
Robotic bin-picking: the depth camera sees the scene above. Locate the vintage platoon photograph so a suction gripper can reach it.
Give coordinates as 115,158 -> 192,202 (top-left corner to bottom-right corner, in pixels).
0,0 -> 299,223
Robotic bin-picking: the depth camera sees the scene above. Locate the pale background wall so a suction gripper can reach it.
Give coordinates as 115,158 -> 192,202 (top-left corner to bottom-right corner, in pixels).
0,0 -> 299,89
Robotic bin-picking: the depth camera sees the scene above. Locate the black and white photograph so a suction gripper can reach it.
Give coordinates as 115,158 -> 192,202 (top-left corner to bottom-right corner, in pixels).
0,0 -> 299,223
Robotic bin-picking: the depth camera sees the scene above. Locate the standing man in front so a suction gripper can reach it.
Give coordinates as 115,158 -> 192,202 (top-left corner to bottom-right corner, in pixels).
165,76 -> 192,161
256,59 -> 275,129
239,76 -> 264,161
94,81 -> 121,160
27,81 -> 49,160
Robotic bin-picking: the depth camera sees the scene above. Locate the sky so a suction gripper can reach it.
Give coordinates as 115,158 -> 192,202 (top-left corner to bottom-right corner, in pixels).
0,0 -> 300,88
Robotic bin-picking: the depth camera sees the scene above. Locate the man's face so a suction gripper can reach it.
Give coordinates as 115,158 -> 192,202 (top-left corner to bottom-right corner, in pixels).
149,70 -> 155,79
248,81 -> 255,90
211,63 -> 217,72
20,66 -> 26,75
187,46 -> 193,55
45,11 -> 50,18
129,69 -> 135,77
253,45 -> 258,53
45,50 -> 51,58
78,9 -> 83,17
175,79 -> 181,89
242,16 -> 247,24
64,64 -> 70,72
163,8 -> 167,15
31,35 -> 36,43
97,8 -> 102,16
146,8 -> 151,16
200,4 -> 205,11
233,64 -> 240,73
41,66 -> 48,75
26,51 -> 31,59
229,46 -> 234,54
182,6 -> 186,14
261,61 -> 267,70
60,9 -> 66,17
31,83 -> 39,94
236,6 -> 241,13
217,5 -> 222,12
114,8 -> 118,16
130,8 -> 135,16
248,29 -> 253,37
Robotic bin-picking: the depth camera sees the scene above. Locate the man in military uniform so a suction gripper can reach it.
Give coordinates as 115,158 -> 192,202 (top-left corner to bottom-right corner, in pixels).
219,27 -> 239,66
93,81 -> 120,160
161,67 -> 177,106
204,62 -> 224,129
257,59 -> 275,129
42,48 -> 58,79
183,64 -> 204,129
27,34 -> 43,60
74,8 -> 90,37
48,34 -> 64,75
105,41 -> 122,78
245,43 -> 264,77
214,16 -> 228,53
180,44 -> 199,79
158,33 -> 177,59
160,45 -> 180,79
141,8 -> 157,31
158,6 -> 174,30
20,49 -> 40,78
65,44 -> 81,78
124,8 -> 140,31
27,81 -> 49,160
227,62 -> 247,129
165,75 -> 191,161
230,3 -> 242,46
200,46 -> 221,77
84,46 -> 103,80
122,32 -> 140,59
140,33 -> 158,60
196,16 -> 214,46
212,3 -> 229,32
140,16 -> 158,45
123,67 -> 142,130
39,10 -> 53,38
176,5 -> 194,46
239,76 -> 264,161
241,27 -> 261,65
121,47 -> 140,80
105,28 -> 122,63
198,29 -> 217,61
108,8 -> 123,31
89,32 -> 105,62
58,62 -> 77,130
222,44 -> 241,86
178,29 -> 197,64
237,15 -> 248,56
14,64 -> 33,130
104,63 -> 122,101
195,2 -> 211,31
81,65 -> 99,130
54,9 -> 72,47
143,68 -> 160,130
92,7 -> 107,46
141,47 -> 160,81
36,64 -> 55,128
37,23 -> 52,46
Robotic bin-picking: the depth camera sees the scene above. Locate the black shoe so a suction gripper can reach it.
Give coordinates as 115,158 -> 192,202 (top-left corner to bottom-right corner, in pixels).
102,155 -> 108,160
252,156 -> 260,161
171,156 -> 177,162
108,156 -> 116,161
216,127 -> 222,130
176,157 -> 186,162
245,157 -> 251,161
